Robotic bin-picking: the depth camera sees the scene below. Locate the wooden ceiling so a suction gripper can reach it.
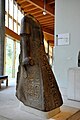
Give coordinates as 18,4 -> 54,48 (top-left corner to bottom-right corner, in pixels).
15,0 -> 55,46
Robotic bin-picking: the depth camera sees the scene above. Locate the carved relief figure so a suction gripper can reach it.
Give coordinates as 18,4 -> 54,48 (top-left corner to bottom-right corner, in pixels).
16,14 -> 63,112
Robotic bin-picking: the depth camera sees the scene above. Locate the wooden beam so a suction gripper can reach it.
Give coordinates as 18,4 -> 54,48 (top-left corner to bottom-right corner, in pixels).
27,0 -> 54,16
25,9 -> 41,14
39,18 -> 53,22
41,22 -> 53,26
20,1 -> 30,8
37,15 -> 53,21
23,4 -> 33,9
31,10 -> 43,16
44,31 -> 53,39
41,24 -> 53,28
43,27 -> 54,35
24,5 -> 36,12
5,27 -> 20,40
33,12 -> 54,18
48,40 -> 54,44
16,0 -> 26,4
34,13 -> 44,18
47,0 -> 55,4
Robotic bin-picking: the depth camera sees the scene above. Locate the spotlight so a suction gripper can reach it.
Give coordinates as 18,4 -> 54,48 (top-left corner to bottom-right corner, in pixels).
43,10 -> 46,15
43,0 -> 47,15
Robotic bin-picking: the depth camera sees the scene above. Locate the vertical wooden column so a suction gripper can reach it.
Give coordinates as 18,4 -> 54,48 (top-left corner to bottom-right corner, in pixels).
0,0 -> 5,75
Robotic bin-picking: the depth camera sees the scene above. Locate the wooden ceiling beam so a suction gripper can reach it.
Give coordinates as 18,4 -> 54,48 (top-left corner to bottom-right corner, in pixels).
40,21 -> 53,25
44,32 -> 54,44
20,1 -> 30,8
42,26 -> 53,30
27,0 -> 54,16
42,27 -> 54,35
32,14 -> 53,21
41,25 -> 53,30
42,24 -> 54,29
32,11 -> 44,16
24,7 -> 37,12
29,9 -> 42,15
16,0 -> 26,4
47,40 -> 54,44
37,16 -> 53,21
24,4 -> 34,10
41,20 -> 53,24
47,0 -> 55,4
34,13 -> 44,18
38,17 -> 53,22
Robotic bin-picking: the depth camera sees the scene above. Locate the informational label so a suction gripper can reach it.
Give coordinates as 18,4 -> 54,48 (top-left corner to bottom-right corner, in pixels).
56,33 -> 70,46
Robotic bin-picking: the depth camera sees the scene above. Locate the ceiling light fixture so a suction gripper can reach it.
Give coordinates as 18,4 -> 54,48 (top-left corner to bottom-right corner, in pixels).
43,0 -> 47,15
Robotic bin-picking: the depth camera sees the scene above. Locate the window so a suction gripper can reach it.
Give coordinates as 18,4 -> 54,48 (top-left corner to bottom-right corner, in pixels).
5,37 -> 14,77
4,36 -> 20,78
18,24 -> 20,35
5,0 -> 8,12
9,17 -> 13,30
14,21 -> 17,33
5,14 -> 8,27
5,0 -> 24,34
9,0 -> 13,17
13,2 -> 17,21
5,0 -> 24,78
15,41 -> 20,77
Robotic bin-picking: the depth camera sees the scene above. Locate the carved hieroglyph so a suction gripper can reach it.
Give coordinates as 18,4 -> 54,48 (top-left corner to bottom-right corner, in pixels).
16,14 -> 63,112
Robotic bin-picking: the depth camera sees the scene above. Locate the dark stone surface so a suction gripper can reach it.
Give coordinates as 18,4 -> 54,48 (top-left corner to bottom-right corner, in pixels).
16,14 -> 63,112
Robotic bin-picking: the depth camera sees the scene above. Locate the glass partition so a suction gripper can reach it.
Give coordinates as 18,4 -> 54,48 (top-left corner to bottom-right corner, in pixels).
5,36 -> 20,78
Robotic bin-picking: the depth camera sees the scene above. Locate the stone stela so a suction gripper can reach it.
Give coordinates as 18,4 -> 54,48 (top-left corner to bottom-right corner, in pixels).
16,14 -> 63,112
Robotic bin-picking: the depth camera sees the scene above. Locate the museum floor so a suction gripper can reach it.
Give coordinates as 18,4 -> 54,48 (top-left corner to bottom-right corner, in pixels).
0,78 -> 79,120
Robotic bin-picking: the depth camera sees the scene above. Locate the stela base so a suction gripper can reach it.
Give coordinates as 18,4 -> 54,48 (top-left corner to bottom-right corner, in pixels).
19,102 -> 60,119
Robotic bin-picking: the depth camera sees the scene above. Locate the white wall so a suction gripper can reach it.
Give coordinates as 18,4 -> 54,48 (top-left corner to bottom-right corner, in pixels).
53,0 -> 80,92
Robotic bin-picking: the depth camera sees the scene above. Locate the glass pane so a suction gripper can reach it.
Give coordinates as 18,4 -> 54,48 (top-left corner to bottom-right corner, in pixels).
5,37 -> 14,78
5,0 -> 8,12
9,0 -> 13,16
15,41 -> 20,78
5,14 -> 8,27
18,25 -> 20,35
14,3 -> 17,21
18,9 -> 21,24
14,21 -> 17,33
9,17 -> 13,30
